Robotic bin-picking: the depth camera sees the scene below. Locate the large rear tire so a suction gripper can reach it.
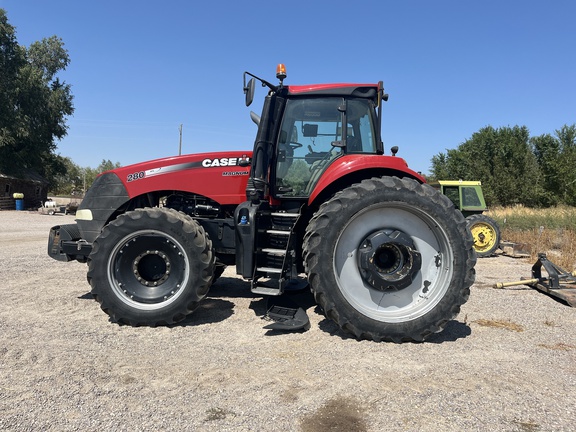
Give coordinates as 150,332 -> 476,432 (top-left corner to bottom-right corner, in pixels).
87,208 -> 215,326
466,214 -> 501,257
303,177 -> 476,342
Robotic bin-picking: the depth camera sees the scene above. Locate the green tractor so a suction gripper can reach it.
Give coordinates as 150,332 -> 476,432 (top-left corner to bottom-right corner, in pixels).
435,180 -> 501,257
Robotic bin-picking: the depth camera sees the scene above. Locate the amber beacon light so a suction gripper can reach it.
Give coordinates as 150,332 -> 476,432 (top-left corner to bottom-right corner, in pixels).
276,63 -> 287,81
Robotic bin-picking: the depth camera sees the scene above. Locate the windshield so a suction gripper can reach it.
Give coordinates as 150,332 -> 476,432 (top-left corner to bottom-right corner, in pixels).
275,97 -> 377,197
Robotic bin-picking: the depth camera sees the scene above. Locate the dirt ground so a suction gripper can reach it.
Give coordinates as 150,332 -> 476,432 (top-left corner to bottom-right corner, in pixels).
1,211 -> 575,431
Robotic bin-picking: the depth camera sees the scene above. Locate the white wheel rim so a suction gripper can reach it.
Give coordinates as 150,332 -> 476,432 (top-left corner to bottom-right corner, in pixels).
334,203 -> 454,323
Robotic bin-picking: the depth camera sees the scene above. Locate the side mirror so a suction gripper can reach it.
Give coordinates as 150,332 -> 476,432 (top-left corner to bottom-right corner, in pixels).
244,77 -> 255,107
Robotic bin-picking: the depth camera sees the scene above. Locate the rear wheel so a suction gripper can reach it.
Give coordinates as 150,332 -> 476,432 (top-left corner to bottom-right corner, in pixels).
87,207 -> 215,325
303,177 -> 476,342
466,214 -> 501,257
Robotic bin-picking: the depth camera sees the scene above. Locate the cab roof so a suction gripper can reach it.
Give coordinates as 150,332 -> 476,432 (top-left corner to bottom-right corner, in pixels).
437,180 -> 482,186
286,83 -> 379,99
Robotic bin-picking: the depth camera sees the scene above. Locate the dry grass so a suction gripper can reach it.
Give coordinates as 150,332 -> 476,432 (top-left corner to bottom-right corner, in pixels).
473,319 -> 525,332
511,419 -> 540,432
538,342 -> 576,351
487,206 -> 576,270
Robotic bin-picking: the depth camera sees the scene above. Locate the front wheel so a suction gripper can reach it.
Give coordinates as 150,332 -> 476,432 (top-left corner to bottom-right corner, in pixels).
466,214 -> 501,257
87,208 -> 215,326
303,177 -> 476,342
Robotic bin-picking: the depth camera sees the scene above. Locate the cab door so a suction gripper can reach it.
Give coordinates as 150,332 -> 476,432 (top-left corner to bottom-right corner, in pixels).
274,97 -> 377,198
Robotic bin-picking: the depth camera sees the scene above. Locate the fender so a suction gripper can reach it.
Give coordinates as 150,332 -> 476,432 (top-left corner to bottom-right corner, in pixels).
308,154 -> 425,204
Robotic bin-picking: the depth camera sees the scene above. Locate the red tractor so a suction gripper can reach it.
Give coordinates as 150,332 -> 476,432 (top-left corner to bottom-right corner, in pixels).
48,65 -> 476,342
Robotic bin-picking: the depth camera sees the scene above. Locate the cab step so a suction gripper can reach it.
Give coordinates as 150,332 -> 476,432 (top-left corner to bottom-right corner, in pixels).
263,296 -> 311,332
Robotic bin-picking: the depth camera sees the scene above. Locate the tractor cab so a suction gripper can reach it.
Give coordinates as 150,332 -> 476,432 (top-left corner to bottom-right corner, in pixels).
242,64 -> 388,203
434,180 -> 487,217
433,180 -> 501,257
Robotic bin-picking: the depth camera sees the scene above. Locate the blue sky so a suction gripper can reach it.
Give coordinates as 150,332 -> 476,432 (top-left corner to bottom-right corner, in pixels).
2,0 -> 575,175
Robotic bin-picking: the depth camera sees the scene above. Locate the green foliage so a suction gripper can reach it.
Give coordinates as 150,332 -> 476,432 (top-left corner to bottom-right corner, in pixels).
49,158 -> 122,196
283,159 -> 310,195
82,160 -> 122,193
49,156 -> 83,195
552,125 -> 576,205
0,9 -> 74,184
431,124 -> 576,207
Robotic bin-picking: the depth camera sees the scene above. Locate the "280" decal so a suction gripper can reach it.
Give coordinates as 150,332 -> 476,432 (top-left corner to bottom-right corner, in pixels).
126,171 -> 145,182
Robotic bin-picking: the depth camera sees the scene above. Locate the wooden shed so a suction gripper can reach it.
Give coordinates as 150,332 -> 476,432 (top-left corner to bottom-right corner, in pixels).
0,170 -> 49,210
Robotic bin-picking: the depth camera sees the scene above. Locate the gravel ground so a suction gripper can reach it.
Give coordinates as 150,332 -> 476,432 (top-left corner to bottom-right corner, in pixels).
1,210 -> 575,431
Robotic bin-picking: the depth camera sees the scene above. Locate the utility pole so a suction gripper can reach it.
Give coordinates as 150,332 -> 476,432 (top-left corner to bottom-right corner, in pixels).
179,124 -> 183,155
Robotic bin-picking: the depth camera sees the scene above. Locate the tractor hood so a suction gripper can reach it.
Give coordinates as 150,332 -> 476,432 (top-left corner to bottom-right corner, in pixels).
74,151 -> 252,243
102,151 -> 253,205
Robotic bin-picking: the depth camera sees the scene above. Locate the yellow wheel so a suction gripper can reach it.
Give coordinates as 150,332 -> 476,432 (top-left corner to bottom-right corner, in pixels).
466,214 -> 501,257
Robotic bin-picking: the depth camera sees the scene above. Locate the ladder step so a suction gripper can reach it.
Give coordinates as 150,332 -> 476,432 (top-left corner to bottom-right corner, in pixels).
261,248 -> 286,255
266,229 -> 291,235
270,212 -> 299,218
251,285 -> 283,296
256,267 -> 283,274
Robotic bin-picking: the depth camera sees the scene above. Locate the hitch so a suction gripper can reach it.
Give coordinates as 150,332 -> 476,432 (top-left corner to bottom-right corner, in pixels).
494,253 -> 576,307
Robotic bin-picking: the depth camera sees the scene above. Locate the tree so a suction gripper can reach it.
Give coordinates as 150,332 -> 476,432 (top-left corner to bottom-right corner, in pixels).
555,125 -> 576,205
0,9 -> 74,186
82,159 -> 122,193
531,133 -> 561,206
0,10 -> 23,149
48,156 -> 83,195
532,125 -> 576,206
430,126 -> 545,207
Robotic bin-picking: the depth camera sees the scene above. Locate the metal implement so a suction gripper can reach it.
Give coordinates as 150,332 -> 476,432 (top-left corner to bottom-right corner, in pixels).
494,253 -> 576,307
499,241 -> 531,258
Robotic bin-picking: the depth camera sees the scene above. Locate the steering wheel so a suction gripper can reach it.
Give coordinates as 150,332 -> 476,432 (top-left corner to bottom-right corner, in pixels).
289,141 -> 303,149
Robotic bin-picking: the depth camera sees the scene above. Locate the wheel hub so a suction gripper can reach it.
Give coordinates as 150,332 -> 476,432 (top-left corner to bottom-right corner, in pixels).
471,223 -> 496,250
113,233 -> 187,305
357,230 -> 422,291
133,250 -> 170,287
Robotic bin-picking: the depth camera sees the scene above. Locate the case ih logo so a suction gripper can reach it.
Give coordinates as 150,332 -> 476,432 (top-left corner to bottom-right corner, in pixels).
201,157 -> 249,167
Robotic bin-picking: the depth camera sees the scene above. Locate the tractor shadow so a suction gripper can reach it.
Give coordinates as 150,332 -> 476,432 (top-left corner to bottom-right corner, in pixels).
424,320 -> 472,343
180,276 -> 278,327
78,278 -> 472,342
317,318 -> 471,343
208,276 -> 319,335
178,276 -> 253,326
207,276 -> 254,299
187,276 -> 473,341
